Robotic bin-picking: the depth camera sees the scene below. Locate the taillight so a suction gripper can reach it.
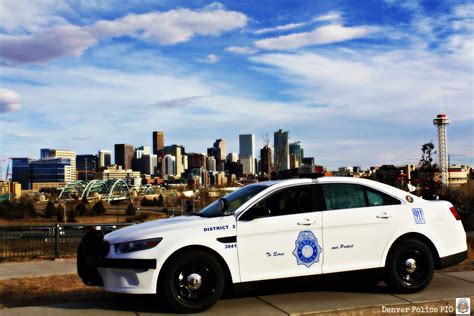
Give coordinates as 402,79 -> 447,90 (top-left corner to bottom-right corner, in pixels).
450,207 -> 461,220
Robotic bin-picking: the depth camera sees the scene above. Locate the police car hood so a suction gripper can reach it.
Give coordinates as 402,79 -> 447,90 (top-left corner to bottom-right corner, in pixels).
104,215 -> 223,244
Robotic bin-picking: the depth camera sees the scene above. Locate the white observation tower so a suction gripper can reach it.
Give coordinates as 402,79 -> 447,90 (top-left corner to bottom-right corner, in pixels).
433,113 -> 451,187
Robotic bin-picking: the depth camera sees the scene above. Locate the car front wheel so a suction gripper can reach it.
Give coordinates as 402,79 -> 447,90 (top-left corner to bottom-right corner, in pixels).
160,249 -> 225,313
385,238 -> 434,293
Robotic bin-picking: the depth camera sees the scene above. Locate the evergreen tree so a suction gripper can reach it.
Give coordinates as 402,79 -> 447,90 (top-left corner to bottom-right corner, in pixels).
56,204 -> 65,222
92,200 -> 106,215
125,202 -> 137,216
141,198 -> 151,206
158,194 -> 164,206
67,209 -> 76,222
45,200 -> 57,218
75,201 -> 89,216
415,142 -> 439,199
26,200 -> 37,217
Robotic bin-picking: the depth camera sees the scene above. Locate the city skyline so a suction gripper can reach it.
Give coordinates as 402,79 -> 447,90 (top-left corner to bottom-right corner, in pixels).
0,1 -> 472,169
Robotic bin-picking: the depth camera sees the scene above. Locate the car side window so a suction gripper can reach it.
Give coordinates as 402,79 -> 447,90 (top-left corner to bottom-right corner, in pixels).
366,188 -> 401,206
253,185 -> 313,217
322,183 -> 401,210
322,184 -> 367,210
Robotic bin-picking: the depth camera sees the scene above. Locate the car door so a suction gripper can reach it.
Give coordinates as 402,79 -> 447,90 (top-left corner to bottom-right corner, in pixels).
236,184 -> 324,282
321,183 -> 400,273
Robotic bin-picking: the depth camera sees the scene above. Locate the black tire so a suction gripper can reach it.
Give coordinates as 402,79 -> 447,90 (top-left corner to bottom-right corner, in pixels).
160,249 -> 225,313
385,238 -> 434,293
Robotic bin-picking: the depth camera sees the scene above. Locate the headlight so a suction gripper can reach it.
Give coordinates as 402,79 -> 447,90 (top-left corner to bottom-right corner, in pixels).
114,237 -> 162,254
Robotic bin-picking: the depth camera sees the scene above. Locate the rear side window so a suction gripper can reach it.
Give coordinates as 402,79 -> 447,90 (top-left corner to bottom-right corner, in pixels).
322,183 -> 400,210
366,188 -> 401,206
323,184 -> 366,210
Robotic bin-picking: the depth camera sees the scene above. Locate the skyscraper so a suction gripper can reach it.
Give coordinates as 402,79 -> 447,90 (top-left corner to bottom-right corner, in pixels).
41,148 -> 77,181
206,156 -> 217,172
141,154 -> 158,175
115,144 -> 134,170
239,134 -> 256,175
289,142 -> 303,168
132,146 -> 151,172
11,158 -> 32,190
30,158 -> 72,183
260,146 -> 272,176
98,150 -> 111,168
226,153 -> 239,163
76,154 -> 98,180
164,145 -> 184,177
213,139 -> 226,171
188,153 -> 207,170
162,154 -> 176,177
274,129 -> 290,172
152,131 -> 165,155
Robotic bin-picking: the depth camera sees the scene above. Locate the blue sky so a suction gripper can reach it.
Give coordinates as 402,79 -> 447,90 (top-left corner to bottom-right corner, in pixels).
0,0 -> 472,169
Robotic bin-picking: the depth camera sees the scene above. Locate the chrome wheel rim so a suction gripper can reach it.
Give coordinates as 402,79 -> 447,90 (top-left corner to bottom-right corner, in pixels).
174,261 -> 216,304
396,247 -> 428,286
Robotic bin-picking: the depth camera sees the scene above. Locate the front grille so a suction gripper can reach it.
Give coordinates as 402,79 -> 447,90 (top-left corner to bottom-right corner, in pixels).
77,230 -> 105,286
99,241 -> 110,257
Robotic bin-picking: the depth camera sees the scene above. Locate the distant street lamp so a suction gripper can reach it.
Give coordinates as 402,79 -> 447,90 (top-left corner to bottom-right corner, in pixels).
192,189 -> 198,213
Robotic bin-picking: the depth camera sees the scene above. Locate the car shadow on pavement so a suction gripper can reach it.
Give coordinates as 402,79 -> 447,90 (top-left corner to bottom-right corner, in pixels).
50,269 -> 390,314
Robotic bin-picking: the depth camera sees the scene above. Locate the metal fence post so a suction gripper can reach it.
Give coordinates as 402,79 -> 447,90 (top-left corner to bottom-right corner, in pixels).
55,224 -> 60,258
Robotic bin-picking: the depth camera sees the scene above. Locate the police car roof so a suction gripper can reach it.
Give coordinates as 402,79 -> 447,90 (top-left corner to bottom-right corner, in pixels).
254,177 -> 419,202
253,178 -> 314,187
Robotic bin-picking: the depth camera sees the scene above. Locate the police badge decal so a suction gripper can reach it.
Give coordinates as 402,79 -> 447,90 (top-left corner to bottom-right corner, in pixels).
292,230 -> 322,268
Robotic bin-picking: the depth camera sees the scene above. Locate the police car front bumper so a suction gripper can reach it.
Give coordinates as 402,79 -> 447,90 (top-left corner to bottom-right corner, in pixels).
78,230 -> 159,293
94,258 -> 156,269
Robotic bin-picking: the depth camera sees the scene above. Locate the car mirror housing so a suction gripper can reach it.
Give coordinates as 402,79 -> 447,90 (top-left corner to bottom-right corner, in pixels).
217,198 -> 229,213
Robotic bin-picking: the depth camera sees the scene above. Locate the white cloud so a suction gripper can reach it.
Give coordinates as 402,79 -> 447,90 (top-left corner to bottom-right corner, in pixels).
251,46 -> 472,121
0,25 -> 96,63
0,88 -> 21,113
254,12 -> 342,35
0,0 -> 69,33
9,131 -> 33,138
89,8 -> 247,45
454,3 -> 474,18
225,46 -> 258,55
312,12 -> 341,22
203,2 -> 227,11
255,24 -> 375,50
254,22 -> 306,35
196,54 -> 220,64
151,95 -> 213,108
0,5 -> 247,64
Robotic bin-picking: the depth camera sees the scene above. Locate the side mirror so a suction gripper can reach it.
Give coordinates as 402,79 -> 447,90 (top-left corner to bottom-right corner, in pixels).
216,198 -> 229,213
240,206 -> 271,221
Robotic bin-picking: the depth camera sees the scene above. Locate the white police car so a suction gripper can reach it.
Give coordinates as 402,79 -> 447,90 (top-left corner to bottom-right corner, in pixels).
77,177 -> 467,312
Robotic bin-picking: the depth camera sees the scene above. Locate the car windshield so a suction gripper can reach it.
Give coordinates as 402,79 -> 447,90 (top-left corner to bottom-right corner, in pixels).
197,185 -> 267,217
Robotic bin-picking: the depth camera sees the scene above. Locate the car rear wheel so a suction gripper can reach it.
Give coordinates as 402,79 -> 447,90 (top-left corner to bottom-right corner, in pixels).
160,249 -> 225,313
385,238 -> 434,293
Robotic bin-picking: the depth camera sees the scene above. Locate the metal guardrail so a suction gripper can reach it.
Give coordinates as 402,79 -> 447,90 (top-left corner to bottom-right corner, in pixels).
0,223 -> 132,259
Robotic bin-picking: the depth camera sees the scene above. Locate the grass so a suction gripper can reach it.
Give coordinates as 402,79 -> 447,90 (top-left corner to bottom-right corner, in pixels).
0,209 -> 166,226
0,274 -> 113,308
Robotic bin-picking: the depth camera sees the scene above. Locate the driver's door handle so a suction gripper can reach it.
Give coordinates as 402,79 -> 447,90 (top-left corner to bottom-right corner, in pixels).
376,212 -> 392,219
297,219 -> 316,226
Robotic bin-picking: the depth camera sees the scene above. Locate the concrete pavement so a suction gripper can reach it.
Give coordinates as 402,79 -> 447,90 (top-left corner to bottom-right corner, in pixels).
0,271 -> 472,315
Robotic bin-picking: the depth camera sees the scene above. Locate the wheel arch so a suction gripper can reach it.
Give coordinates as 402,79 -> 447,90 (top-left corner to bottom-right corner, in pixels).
384,232 -> 441,269
157,245 -> 234,292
